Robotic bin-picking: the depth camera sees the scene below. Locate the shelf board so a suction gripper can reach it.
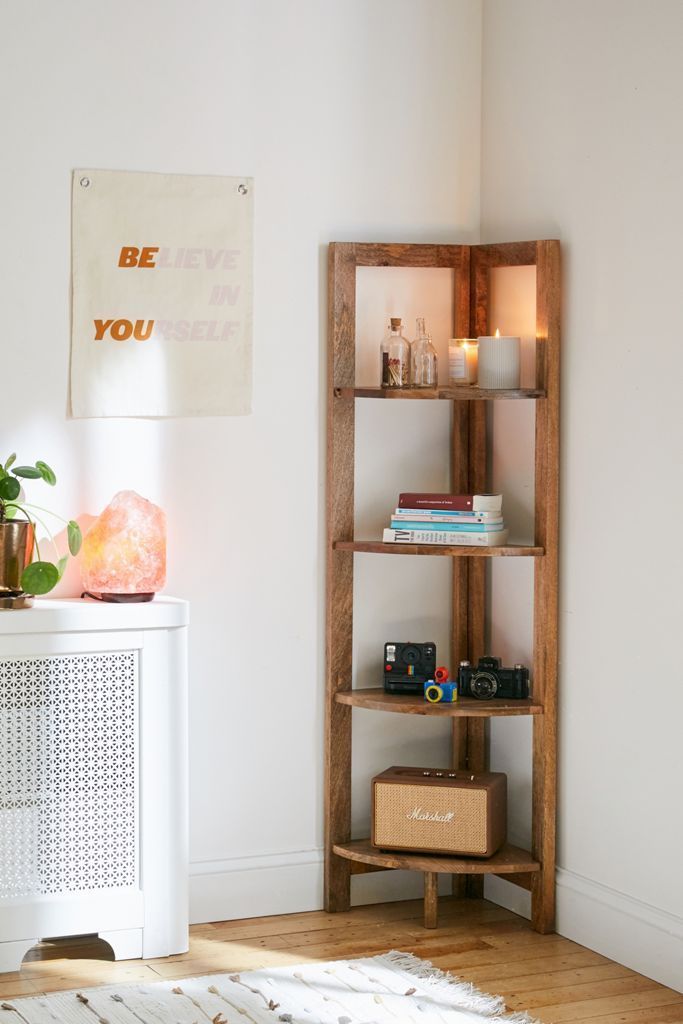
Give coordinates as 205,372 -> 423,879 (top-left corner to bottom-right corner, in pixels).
334,540 -> 543,557
335,688 -> 542,717
333,839 -> 540,876
334,385 -> 546,401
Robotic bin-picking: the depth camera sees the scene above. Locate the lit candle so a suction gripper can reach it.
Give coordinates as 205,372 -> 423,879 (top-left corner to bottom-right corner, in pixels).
463,340 -> 478,384
448,338 -> 478,384
477,328 -> 521,389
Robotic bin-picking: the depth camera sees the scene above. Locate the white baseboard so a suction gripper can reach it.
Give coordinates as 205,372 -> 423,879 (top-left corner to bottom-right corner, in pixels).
484,874 -> 531,919
555,867 -> 683,994
189,847 -> 450,925
189,849 -> 323,924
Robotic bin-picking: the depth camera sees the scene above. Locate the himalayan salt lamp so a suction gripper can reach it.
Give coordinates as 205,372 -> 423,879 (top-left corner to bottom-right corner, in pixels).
81,490 -> 166,602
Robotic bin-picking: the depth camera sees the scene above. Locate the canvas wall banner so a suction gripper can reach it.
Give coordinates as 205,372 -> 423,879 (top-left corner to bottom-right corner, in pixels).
71,169 -> 253,417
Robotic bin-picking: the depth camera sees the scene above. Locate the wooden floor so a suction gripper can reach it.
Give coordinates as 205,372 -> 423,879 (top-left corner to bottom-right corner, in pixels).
2,897 -> 681,1023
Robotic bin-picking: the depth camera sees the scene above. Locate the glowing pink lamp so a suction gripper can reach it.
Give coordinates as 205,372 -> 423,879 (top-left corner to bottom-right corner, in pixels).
81,490 -> 166,603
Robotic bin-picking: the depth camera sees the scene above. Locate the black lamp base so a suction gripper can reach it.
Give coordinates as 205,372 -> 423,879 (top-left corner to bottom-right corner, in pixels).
81,592 -> 155,603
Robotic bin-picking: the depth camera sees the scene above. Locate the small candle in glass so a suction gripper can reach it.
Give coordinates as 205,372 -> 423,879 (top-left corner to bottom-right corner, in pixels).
448,338 -> 478,384
464,339 -> 478,384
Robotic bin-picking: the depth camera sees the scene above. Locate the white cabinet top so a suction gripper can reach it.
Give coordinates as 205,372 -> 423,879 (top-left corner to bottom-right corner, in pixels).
0,597 -> 189,635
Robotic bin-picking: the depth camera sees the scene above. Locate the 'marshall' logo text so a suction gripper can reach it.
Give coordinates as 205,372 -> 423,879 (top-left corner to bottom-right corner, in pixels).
406,806 -> 454,823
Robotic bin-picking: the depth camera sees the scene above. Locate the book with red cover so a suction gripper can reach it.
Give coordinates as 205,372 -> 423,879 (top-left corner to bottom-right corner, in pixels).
398,492 -> 503,513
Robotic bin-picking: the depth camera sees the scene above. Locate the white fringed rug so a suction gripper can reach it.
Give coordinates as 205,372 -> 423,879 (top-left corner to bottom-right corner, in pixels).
0,951 -> 538,1024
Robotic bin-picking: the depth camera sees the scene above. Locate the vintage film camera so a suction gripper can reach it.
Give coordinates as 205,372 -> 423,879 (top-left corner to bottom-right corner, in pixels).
383,642 -> 436,695
424,680 -> 458,703
458,656 -> 530,700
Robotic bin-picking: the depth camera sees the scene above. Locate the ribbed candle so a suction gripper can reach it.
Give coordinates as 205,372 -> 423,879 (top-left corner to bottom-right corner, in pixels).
477,334 -> 521,389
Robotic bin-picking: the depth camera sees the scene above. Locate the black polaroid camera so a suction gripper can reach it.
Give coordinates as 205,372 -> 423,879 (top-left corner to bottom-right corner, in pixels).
457,656 -> 530,700
384,642 -> 436,695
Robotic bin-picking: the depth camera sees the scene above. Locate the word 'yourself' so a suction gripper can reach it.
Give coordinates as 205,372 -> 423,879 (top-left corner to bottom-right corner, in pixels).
94,319 -> 239,342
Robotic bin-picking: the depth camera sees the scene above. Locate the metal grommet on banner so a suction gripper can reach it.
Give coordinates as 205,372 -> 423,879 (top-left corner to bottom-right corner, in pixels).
237,183 -> 248,195
80,176 -> 91,188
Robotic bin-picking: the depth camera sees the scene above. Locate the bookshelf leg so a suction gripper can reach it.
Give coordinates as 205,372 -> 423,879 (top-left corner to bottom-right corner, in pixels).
325,853 -> 351,913
424,872 -> 438,928
531,714 -> 557,933
451,876 -> 468,897
324,700 -> 352,912
465,718 -> 487,899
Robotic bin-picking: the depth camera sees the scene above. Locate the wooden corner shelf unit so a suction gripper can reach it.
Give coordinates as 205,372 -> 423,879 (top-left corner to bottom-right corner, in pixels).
325,240 -> 560,933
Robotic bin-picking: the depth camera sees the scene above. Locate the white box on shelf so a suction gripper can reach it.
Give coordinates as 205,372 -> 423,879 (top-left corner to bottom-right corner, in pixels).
0,597 -> 189,972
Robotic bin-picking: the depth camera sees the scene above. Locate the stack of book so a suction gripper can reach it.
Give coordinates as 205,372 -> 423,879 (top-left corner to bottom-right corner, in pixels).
383,492 -> 507,547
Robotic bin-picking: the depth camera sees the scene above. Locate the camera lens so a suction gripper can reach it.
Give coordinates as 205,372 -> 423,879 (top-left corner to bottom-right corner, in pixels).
402,645 -> 420,664
470,671 -> 498,700
425,685 -> 442,703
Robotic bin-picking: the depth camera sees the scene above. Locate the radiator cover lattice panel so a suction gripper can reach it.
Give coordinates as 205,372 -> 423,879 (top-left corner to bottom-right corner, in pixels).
0,651 -> 138,900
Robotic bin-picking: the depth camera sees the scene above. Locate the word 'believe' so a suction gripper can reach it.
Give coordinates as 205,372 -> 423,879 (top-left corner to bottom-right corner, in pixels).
118,246 -> 240,270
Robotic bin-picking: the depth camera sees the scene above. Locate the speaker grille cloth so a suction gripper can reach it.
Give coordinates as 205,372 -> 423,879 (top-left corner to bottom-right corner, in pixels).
374,782 -> 487,854
0,651 -> 138,900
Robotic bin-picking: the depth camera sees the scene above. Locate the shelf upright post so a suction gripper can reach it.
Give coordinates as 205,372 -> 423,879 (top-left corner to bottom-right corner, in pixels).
450,246 -> 476,899
325,243 -> 357,912
455,246 -> 493,900
531,239 -> 561,933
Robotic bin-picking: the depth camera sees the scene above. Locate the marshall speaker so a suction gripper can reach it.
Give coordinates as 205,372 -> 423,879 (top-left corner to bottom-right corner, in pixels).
371,766 -> 507,858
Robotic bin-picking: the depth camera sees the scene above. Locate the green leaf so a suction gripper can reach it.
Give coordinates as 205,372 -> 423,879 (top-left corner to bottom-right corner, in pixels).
3,504 -> 18,520
67,520 -> 82,555
13,466 -> 42,479
0,467 -> 5,480
4,453 -> 16,471
21,561 -> 59,595
35,461 -> 57,486
56,556 -> 68,579
0,476 -> 20,500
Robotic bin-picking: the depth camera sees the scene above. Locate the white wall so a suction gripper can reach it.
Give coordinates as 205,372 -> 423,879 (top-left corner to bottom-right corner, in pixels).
0,0 -> 482,922
481,0 -> 683,990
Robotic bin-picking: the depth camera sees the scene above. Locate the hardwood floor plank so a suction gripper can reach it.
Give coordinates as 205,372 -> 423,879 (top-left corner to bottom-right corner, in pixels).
432,949 -> 613,981
532,987 -> 683,1023
470,962 -> 633,993
435,938 -> 609,971
578,1005 -> 683,1024
502,974 -> 658,1010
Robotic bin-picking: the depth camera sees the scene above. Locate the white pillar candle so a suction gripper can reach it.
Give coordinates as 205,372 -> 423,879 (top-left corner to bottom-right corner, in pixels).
477,330 -> 521,389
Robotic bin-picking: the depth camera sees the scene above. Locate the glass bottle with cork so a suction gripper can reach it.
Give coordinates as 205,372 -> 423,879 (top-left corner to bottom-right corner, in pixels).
380,318 -> 410,388
411,316 -> 438,388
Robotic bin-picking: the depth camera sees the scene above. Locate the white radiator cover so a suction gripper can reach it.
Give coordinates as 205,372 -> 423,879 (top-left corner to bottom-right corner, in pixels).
0,598 -> 189,972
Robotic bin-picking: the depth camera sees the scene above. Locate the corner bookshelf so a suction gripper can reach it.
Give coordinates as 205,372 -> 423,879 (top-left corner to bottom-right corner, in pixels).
325,240 -> 560,932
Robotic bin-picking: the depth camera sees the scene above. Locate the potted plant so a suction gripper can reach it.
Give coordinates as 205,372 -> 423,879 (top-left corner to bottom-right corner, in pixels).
0,454 -> 82,596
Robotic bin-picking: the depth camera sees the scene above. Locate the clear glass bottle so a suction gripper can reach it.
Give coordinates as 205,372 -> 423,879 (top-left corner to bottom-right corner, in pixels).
411,317 -> 438,387
381,317 -> 410,388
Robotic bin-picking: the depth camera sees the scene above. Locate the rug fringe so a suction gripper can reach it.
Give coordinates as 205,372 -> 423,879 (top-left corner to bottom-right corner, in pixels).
384,950 -> 541,1023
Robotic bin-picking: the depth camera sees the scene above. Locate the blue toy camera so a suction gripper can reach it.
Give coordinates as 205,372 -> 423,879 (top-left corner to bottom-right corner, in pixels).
424,680 -> 458,704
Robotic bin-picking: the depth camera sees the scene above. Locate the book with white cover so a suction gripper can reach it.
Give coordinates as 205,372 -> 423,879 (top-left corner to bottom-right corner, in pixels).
383,528 -> 509,547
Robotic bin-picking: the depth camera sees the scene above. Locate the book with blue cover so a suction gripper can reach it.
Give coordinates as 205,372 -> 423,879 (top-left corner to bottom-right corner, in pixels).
389,520 -> 505,532
392,509 -> 503,524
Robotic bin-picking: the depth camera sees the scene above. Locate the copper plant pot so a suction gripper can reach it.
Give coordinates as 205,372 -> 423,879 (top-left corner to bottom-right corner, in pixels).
0,520 -> 35,594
